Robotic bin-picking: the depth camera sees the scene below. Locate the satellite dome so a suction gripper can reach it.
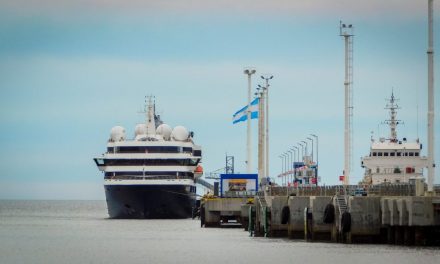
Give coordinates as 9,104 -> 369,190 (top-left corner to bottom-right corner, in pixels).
156,124 -> 172,140
110,126 -> 126,142
171,126 -> 189,141
135,124 -> 147,136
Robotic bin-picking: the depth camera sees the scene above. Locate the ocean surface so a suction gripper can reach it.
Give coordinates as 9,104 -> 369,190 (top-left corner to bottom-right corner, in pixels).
0,200 -> 439,264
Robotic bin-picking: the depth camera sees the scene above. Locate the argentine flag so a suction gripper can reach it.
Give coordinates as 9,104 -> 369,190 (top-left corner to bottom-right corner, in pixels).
232,98 -> 259,124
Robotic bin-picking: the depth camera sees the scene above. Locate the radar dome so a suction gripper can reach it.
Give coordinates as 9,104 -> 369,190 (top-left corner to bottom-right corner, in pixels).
156,124 -> 172,140
135,124 -> 147,136
171,126 -> 189,141
110,126 -> 126,142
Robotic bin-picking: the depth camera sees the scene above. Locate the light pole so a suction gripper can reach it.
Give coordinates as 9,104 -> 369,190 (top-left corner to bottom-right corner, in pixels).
301,140 -> 308,158
284,151 -> 289,185
261,75 -> 273,180
427,0 -> 435,192
307,137 -> 315,186
311,134 -> 319,185
278,155 -> 284,185
244,68 -> 256,173
256,87 -> 265,180
290,148 -> 296,168
307,137 -> 314,162
288,150 -> 294,184
293,146 -> 299,181
291,147 -> 297,183
280,153 -> 285,186
298,143 -> 304,162
293,146 -> 299,162
257,84 -> 266,179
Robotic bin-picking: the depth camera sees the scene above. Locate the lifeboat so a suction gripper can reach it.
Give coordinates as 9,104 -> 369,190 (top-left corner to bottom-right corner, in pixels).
194,165 -> 203,177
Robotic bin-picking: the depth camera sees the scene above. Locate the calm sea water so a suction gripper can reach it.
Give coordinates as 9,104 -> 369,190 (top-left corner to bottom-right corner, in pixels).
0,200 -> 439,264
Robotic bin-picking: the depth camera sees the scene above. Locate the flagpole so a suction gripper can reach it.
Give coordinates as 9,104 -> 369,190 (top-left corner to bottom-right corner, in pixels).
244,68 -> 256,173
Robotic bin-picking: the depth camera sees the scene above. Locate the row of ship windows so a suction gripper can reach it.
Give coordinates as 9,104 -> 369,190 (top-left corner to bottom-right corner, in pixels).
367,167 -> 416,174
104,171 -> 194,180
100,159 -> 200,166
107,146 -> 201,156
370,152 -> 419,157
105,171 -> 194,177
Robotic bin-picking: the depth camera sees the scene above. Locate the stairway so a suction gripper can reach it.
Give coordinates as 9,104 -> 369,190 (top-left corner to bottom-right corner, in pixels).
257,192 -> 269,237
336,195 -> 348,215
257,192 -> 267,208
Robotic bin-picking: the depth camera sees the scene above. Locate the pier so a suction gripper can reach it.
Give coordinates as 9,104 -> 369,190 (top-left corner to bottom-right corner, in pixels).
200,184 -> 440,246
199,0 -> 439,247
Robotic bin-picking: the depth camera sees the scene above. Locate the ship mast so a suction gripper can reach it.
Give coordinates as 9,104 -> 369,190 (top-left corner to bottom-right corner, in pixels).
145,95 -> 156,136
383,91 -> 402,143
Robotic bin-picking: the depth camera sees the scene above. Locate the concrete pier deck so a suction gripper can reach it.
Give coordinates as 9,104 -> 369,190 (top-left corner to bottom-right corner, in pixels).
201,184 -> 440,246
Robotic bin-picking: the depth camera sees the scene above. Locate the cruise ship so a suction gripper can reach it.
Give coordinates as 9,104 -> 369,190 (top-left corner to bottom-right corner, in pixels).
361,92 -> 428,185
93,97 -> 202,218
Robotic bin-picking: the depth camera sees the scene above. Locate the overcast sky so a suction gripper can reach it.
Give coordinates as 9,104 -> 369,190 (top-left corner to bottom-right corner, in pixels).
0,0 -> 439,199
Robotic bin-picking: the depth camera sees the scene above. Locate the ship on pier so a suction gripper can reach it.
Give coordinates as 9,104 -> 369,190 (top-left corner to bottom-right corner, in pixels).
93,97 -> 202,218
361,92 -> 427,185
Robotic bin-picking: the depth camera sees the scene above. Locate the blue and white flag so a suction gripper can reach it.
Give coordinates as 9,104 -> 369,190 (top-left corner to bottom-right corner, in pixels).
232,98 -> 259,124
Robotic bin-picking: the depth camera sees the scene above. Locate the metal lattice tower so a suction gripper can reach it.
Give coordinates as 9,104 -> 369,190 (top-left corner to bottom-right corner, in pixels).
205,154 -> 235,180
340,21 -> 354,186
225,155 -> 235,174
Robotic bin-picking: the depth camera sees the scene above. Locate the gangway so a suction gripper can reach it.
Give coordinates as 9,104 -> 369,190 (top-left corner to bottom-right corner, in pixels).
195,178 -> 214,192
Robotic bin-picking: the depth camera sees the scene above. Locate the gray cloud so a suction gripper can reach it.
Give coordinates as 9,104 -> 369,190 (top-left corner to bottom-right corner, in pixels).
0,0 -> 426,19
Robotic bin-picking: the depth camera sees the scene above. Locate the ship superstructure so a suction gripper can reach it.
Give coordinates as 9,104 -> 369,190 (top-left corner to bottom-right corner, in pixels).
361,92 -> 427,185
94,97 -> 202,218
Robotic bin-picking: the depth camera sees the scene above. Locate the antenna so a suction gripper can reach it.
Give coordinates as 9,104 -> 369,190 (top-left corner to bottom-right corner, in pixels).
137,96 -> 148,117
382,90 -> 403,142
144,95 -> 156,135
417,104 -> 419,140
340,21 -> 354,186
377,124 -> 380,139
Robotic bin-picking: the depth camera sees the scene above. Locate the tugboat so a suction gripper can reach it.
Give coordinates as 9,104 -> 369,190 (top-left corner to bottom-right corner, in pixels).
94,96 -> 202,218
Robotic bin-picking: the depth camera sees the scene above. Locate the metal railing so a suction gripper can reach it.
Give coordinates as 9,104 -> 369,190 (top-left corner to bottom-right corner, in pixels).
267,183 -> 423,197
223,191 -> 258,198
367,184 -> 415,196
